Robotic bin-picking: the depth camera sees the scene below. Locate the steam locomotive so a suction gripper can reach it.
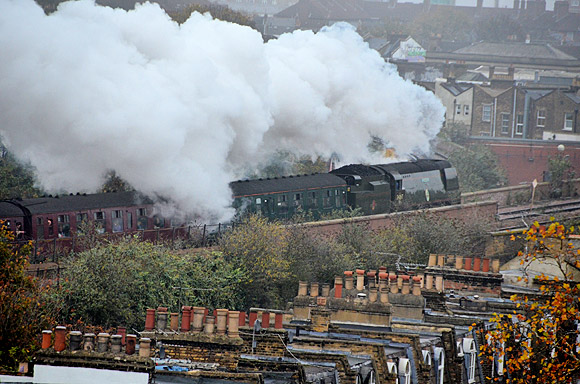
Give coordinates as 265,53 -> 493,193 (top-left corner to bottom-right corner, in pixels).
0,159 -> 459,241
230,159 -> 460,220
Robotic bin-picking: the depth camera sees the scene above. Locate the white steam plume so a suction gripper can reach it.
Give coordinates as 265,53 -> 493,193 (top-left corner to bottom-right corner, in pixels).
0,0 -> 444,222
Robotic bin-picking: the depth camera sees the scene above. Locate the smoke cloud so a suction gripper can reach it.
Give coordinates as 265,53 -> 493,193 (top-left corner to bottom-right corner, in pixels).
0,0 -> 444,221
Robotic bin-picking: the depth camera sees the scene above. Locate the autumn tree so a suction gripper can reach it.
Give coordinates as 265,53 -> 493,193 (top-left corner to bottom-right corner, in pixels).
218,215 -> 291,309
547,153 -> 576,198
481,221 -> 580,383
0,221 -> 53,372
54,236 -> 246,330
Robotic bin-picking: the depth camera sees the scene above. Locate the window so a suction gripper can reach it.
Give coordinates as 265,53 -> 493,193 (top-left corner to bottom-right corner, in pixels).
112,210 -> 123,233
323,190 -> 332,208
456,104 -> 461,115
153,216 -> 164,229
335,189 -> 341,207
482,105 -> 492,122
537,109 -> 546,127
434,347 -> 445,384
516,114 -> 524,135
36,217 -> 44,240
501,113 -> 510,134
76,213 -> 88,223
255,197 -> 261,205
278,194 -> 289,213
94,212 -> 106,234
127,212 -> 133,229
463,338 -> 477,384
57,215 -> 70,237
294,193 -> 302,207
137,208 -> 148,230
48,219 -> 54,236
308,191 -> 317,207
464,105 -> 470,115
564,112 -> 574,131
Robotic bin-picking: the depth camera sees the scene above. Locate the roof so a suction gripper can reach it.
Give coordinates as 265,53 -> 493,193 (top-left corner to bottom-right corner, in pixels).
0,191 -> 152,217
440,82 -> 473,96
476,85 -> 512,98
229,173 -> 347,197
456,72 -> 488,82
332,159 -> 452,176
525,89 -> 553,101
453,42 -> 577,61
565,92 -> 580,104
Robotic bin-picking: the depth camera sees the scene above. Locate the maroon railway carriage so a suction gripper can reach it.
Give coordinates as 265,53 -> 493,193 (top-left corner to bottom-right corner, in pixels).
0,191 -> 170,241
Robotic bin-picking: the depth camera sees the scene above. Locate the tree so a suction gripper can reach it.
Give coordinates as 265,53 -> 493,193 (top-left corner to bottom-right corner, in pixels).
218,216 -> 291,309
0,145 -> 42,200
481,221 -> 580,383
411,8 -> 475,43
0,221 -> 53,372
547,153 -> 576,198
100,170 -> 134,193
54,236 -> 246,330
475,15 -> 524,42
448,144 -> 507,193
168,3 -> 255,28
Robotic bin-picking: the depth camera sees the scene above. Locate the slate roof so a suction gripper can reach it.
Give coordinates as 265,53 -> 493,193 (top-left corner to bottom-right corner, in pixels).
229,173 -> 347,197
526,89 -> 553,101
441,82 -> 473,96
456,72 -> 488,82
0,191 -> 151,217
565,92 -> 580,104
453,42 -> 577,60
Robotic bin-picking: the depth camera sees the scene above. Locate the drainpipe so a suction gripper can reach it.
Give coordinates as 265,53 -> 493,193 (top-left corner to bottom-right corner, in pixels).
523,91 -> 530,138
492,98 -> 497,137
512,88 -> 517,138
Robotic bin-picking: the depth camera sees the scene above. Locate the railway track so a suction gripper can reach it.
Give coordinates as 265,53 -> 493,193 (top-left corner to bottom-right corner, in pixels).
497,198 -> 580,230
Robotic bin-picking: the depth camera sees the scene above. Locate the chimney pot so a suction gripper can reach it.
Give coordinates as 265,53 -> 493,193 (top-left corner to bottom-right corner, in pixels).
192,307 -> 205,332
41,330 -> 52,349
170,312 -> 179,331
275,313 -> 284,329
321,283 -> 330,297
125,334 -> 137,355
110,335 -> 122,354
181,306 -> 192,332
310,282 -> 319,297
54,326 -> 67,352
139,337 -> 151,357
97,333 -> 110,353
83,333 -> 96,352
69,331 -> 82,351
334,276 -> 343,298
204,316 -> 215,334
227,311 -> 240,338
145,309 -> 156,331
262,312 -> 271,328
298,281 -> 308,296
216,309 -> 229,335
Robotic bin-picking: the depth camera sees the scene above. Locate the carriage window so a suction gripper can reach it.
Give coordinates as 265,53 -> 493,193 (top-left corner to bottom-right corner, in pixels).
294,193 -> 302,207
37,217 -> 42,225
112,210 -> 123,233
396,180 -> 402,190
94,212 -> 106,234
256,197 -> 261,205
76,213 -> 88,223
127,212 -> 133,229
153,215 -> 165,229
137,208 -> 148,230
47,219 -> 54,236
323,190 -> 332,207
57,215 -> 70,237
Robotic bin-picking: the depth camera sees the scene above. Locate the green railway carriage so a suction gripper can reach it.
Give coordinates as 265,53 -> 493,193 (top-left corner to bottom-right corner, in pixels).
229,173 -> 349,220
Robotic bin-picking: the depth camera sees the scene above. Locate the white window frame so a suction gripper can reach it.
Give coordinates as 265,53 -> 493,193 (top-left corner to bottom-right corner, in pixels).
434,347 -> 445,384
564,112 -> 574,131
464,105 -> 470,115
537,109 -> 546,127
516,114 -> 524,135
482,105 -> 492,122
501,113 -> 510,134
463,338 -> 477,384
456,104 -> 462,115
